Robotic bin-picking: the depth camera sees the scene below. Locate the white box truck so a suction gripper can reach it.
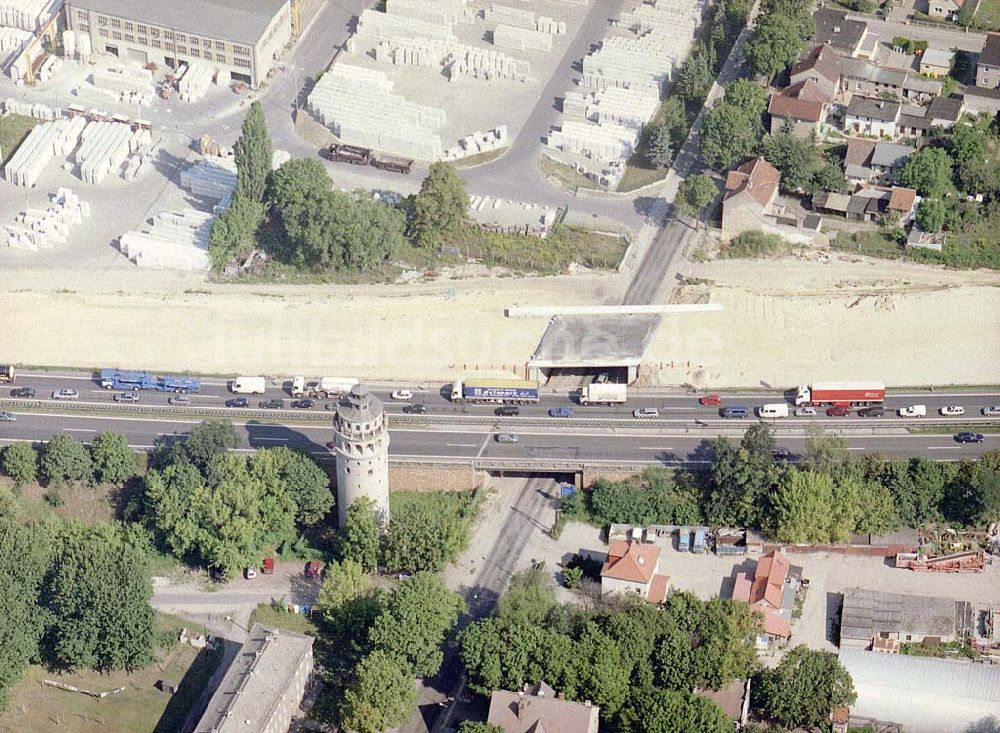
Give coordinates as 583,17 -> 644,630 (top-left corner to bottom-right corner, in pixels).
898,404 -> 927,417
291,376 -> 306,397
231,376 -> 266,394
757,403 -> 789,418
310,377 -> 359,399
579,382 -> 627,405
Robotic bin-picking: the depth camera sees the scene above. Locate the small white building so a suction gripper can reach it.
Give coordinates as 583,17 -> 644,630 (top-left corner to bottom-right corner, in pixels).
600,540 -> 669,603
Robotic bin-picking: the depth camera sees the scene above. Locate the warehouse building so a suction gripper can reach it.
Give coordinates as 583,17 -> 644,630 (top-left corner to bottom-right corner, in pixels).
839,588 -> 972,649
65,0 -> 291,88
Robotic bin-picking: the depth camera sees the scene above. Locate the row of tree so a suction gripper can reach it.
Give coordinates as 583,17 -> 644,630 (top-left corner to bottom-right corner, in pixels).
2,431 -> 136,488
744,0 -> 816,81
0,494 -> 155,709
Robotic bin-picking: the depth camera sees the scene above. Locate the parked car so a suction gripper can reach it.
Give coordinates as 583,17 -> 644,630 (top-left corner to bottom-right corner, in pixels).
10,387 -> 34,398
699,394 -> 722,406
259,399 -> 285,409
495,405 -> 520,417
226,397 -> 249,408
51,389 -> 79,400
391,390 -> 413,401
244,567 -> 257,580
0,411 -> 16,422
304,560 -> 324,578
633,407 -> 659,419
403,403 -> 427,414
826,404 -> 851,417
496,433 -> 519,443
261,557 -> 275,574
291,399 -> 315,409
168,395 -> 191,406
858,406 -> 884,417
940,406 -> 965,416
794,406 -> 817,417
955,432 -> 985,444
114,392 -> 139,403
898,404 -> 927,418
983,406 -> 1000,417
721,406 -> 748,418
771,447 -> 791,460
549,407 -> 573,418
324,402 -> 339,411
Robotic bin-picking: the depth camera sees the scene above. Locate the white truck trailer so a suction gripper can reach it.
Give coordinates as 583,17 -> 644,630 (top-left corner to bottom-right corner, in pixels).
579,382 -> 627,405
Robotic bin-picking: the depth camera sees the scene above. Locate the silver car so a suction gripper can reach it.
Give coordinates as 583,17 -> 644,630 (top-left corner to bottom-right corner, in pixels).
0,411 -> 15,422
983,406 -> 1000,417
496,433 -> 519,443
51,389 -> 79,400
794,406 -> 817,417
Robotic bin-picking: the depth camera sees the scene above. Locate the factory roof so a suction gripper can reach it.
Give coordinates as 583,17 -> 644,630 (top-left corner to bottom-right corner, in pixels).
839,588 -> 959,644
68,0 -> 288,45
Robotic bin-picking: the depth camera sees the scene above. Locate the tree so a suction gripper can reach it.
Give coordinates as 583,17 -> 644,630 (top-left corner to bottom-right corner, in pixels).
315,559 -> 381,645
945,454 -> 1000,525
570,623 -> 631,716
754,646 -> 856,729
660,96 -> 690,146
208,192 -> 265,269
90,431 -> 135,484
497,565 -> 558,626
644,123 -> 675,169
380,493 -> 472,573
233,100 -> 272,204
2,442 -> 38,487
701,103 -> 761,170
412,162 -> 468,246
803,426 -> 849,476
339,650 -> 416,733
267,158 -> 332,215
899,147 -> 953,198
769,470 -> 836,543
674,46 -> 715,104
457,723 -> 503,733
916,197 -> 947,232
707,433 -> 775,529
168,420 -> 241,477
676,174 -> 718,218
43,523 -> 155,671
855,479 -> 899,534
949,122 -> 997,196
810,159 -> 850,194
368,572 -> 465,677
760,132 -> 820,193
274,448 -> 333,525
41,434 -> 92,485
746,15 -> 803,80
618,688 -> 731,733
722,80 -> 768,117
340,497 -> 381,572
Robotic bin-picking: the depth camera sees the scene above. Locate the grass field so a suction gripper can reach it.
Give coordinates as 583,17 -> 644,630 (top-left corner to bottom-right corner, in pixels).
975,0 -> 1000,31
248,602 -> 320,636
0,614 -> 222,733
0,114 -> 38,166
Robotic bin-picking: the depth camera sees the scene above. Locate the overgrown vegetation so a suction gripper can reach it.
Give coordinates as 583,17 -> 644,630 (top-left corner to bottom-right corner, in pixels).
721,231 -> 794,258
744,0 -> 815,80
0,114 -> 39,166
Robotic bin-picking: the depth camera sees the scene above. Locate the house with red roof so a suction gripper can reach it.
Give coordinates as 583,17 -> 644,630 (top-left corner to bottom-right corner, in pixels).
721,157 -> 781,236
600,540 -> 670,603
733,549 -> 796,642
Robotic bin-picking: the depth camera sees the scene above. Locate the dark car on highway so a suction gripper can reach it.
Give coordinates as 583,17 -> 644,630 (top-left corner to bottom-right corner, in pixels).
495,405 -> 519,417
826,404 -> 851,417
955,432 -> 985,444
857,406 -> 884,418
259,399 -> 285,409
226,398 -> 249,408
291,399 -> 315,409
403,403 -> 427,414
549,407 -> 573,418
10,387 -> 35,398
771,447 -> 791,461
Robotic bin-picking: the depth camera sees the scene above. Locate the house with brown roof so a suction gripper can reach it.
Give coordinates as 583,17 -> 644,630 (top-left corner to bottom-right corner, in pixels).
978,32 -> 1000,89
843,138 -> 914,183
732,550 -> 796,642
600,539 -> 670,603
487,681 -> 600,733
721,157 -> 781,236
790,43 -> 842,100
928,0 -> 966,21
768,80 -> 830,137
813,185 -> 919,225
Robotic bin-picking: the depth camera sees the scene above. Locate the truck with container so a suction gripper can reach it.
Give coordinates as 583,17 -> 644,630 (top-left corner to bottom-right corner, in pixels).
692,528 -> 706,554
794,381 -> 885,406
99,369 -> 201,393
450,378 -> 540,404
0,365 -> 15,384
231,376 -> 267,394
308,377 -> 359,399
579,382 -> 627,406
370,153 -> 413,174
757,403 -> 789,418
324,143 -> 371,166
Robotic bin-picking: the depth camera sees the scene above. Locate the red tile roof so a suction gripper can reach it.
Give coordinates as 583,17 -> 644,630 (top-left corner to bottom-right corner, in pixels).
749,550 -> 789,610
832,705 -> 850,724
785,78 -> 830,103
733,572 -> 753,603
760,608 -> 791,638
601,540 -> 660,584
769,93 -> 825,123
648,574 -> 670,604
888,186 -> 917,212
724,158 -> 781,208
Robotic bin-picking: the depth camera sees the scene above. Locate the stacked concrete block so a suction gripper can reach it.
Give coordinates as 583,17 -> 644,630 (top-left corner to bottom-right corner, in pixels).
493,24 -> 553,52
4,97 -> 57,119
90,65 -> 154,97
583,36 -> 676,91
119,210 -> 213,271
61,29 -> 74,59
76,33 -> 91,61
179,157 -> 238,201
3,187 -> 89,251
3,116 -> 82,187
0,26 -> 31,52
0,0 -> 58,31
36,53 -> 60,81
178,63 -> 214,101
485,4 -> 536,30
75,120 -> 132,184
375,36 -> 532,82
214,68 -> 231,86
588,86 -> 661,128
307,63 -> 446,160
387,0 -> 471,24
353,8 -> 456,45
547,119 -> 639,162
536,17 -> 565,34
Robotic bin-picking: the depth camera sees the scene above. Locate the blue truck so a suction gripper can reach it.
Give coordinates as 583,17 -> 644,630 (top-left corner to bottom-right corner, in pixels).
692,528 -> 706,554
450,378 -> 540,404
100,368 -> 201,393
678,528 -> 690,552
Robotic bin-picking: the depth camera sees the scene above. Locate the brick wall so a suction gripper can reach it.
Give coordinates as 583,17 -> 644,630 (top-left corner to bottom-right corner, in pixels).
388,463 -> 482,492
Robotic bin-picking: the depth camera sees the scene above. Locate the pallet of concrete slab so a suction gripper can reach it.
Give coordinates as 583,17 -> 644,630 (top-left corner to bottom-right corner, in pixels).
4,97 -> 58,119
3,188 -> 90,251
178,63 -> 214,102
384,0 -> 471,26
74,120 -> 135,184
894,550 -> 985,573
90,65 -> 154,97
0,26 -> 32,73
119,210 -> 213,271
0,0 -> 59,31
493,24 -> 554,53
446,44 -> 533,82
547,119 -> 639,162
582,37 -> 678,91
350,7 -> 457,49
3,115 -> 86,187
586,86 -> 661,128
620,1 -> 703,35
375,36 -> 532,81
179,156 -> 238,201
36,53 -> 61,82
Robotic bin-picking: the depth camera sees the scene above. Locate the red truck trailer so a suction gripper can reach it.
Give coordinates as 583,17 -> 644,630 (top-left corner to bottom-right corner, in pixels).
794,381 -> 885,406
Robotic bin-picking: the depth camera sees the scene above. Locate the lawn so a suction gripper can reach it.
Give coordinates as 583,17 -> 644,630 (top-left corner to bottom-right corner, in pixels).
0,614 -> 223,733
538,154 -> 603,193
248,601 -> 321,636
617,155 -> 669,192
975,0 -> 1000,31
0,113 -> 38,166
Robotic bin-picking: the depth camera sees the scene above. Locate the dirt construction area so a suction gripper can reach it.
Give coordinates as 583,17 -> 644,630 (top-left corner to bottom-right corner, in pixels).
3,250 -> 999,386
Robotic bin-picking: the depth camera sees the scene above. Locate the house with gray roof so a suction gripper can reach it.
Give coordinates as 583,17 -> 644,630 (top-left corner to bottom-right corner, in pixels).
839,588 -> 972,648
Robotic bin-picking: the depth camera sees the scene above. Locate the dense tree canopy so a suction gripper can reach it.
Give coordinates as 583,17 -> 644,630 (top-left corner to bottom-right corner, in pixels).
339,650 -> 416,733
90,431 -> 136,484
700,82 -> 766,170
899,147 -> 954,198
746,15 -> 804,79
760,132 -> 848,195
2,442 -> 38,487
587,468 -> 702,528
754,646 -> 856,728
380,492 -> 474,573
676,174 -> 718,219
340,497 -> 381,572
41,434 -> 92,485
412,162 -> 468,246
233,100 -> 272,204
617,688 -> 732,733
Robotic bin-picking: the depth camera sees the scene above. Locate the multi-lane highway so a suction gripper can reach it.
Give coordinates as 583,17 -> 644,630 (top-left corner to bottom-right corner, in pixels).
2,370 -> 998,465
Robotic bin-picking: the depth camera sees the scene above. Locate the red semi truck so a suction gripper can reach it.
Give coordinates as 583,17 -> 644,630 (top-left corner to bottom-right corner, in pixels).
794,381 -> 885,406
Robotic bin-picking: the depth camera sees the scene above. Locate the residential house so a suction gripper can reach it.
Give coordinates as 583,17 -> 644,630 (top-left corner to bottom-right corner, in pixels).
839,588 -> 973,648
790,43 -> 842,100
844,138 -> 877,181
488,681 -> 600,733
887,186 -> 918,225
733,550 -> 798,642
767,80 -> 829,137
927,0 -> 966,21
844,137 -> 914,183
925,95 -> 964,127
721,157 -> 781,236
977,32 -> 1000,88
839,58 -> 942,104
964,85 -> 1000,115
813,9 -> 875,59
695,680 -> 751,728
918,47 -> 953,77
600,539 -> 670,603
845,96 -> 901,137
813,185 -> 919,224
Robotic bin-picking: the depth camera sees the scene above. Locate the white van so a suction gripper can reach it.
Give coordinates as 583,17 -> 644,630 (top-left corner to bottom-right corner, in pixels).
898,404 -> 927,417
231,376 -> 267,394
757,403 -> 789,418
291,376 -> 306,397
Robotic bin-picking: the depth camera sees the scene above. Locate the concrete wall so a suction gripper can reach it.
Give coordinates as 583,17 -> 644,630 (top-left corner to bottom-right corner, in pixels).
601,575 -> 648,598
389,462 -> 482,492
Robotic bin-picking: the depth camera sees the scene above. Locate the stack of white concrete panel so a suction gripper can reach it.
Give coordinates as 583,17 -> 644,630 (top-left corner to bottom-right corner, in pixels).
587,86 -> 660,128
493,25 -> 553,52
90,65 -> 154,97
352,8 -> 456,45
4,97 -> 57,119
119,210 -> 213,271
36,53 -> 60,81
214,68 -> 231,86
485,4 -> 536,29
385,0 -> 471,25
179,156 -> 238,201
3,116 -> 83,186
75,120 -> 132,184
307,63 -> 446,160
583,36 -> 675,91
374,36 -> 532,81
0,0 -> 58,31
178,63 -> 214,101
3,187 -> 89,251
0,26 -> 31,52
547,119 -> 639,162
621,0 -> 702,35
